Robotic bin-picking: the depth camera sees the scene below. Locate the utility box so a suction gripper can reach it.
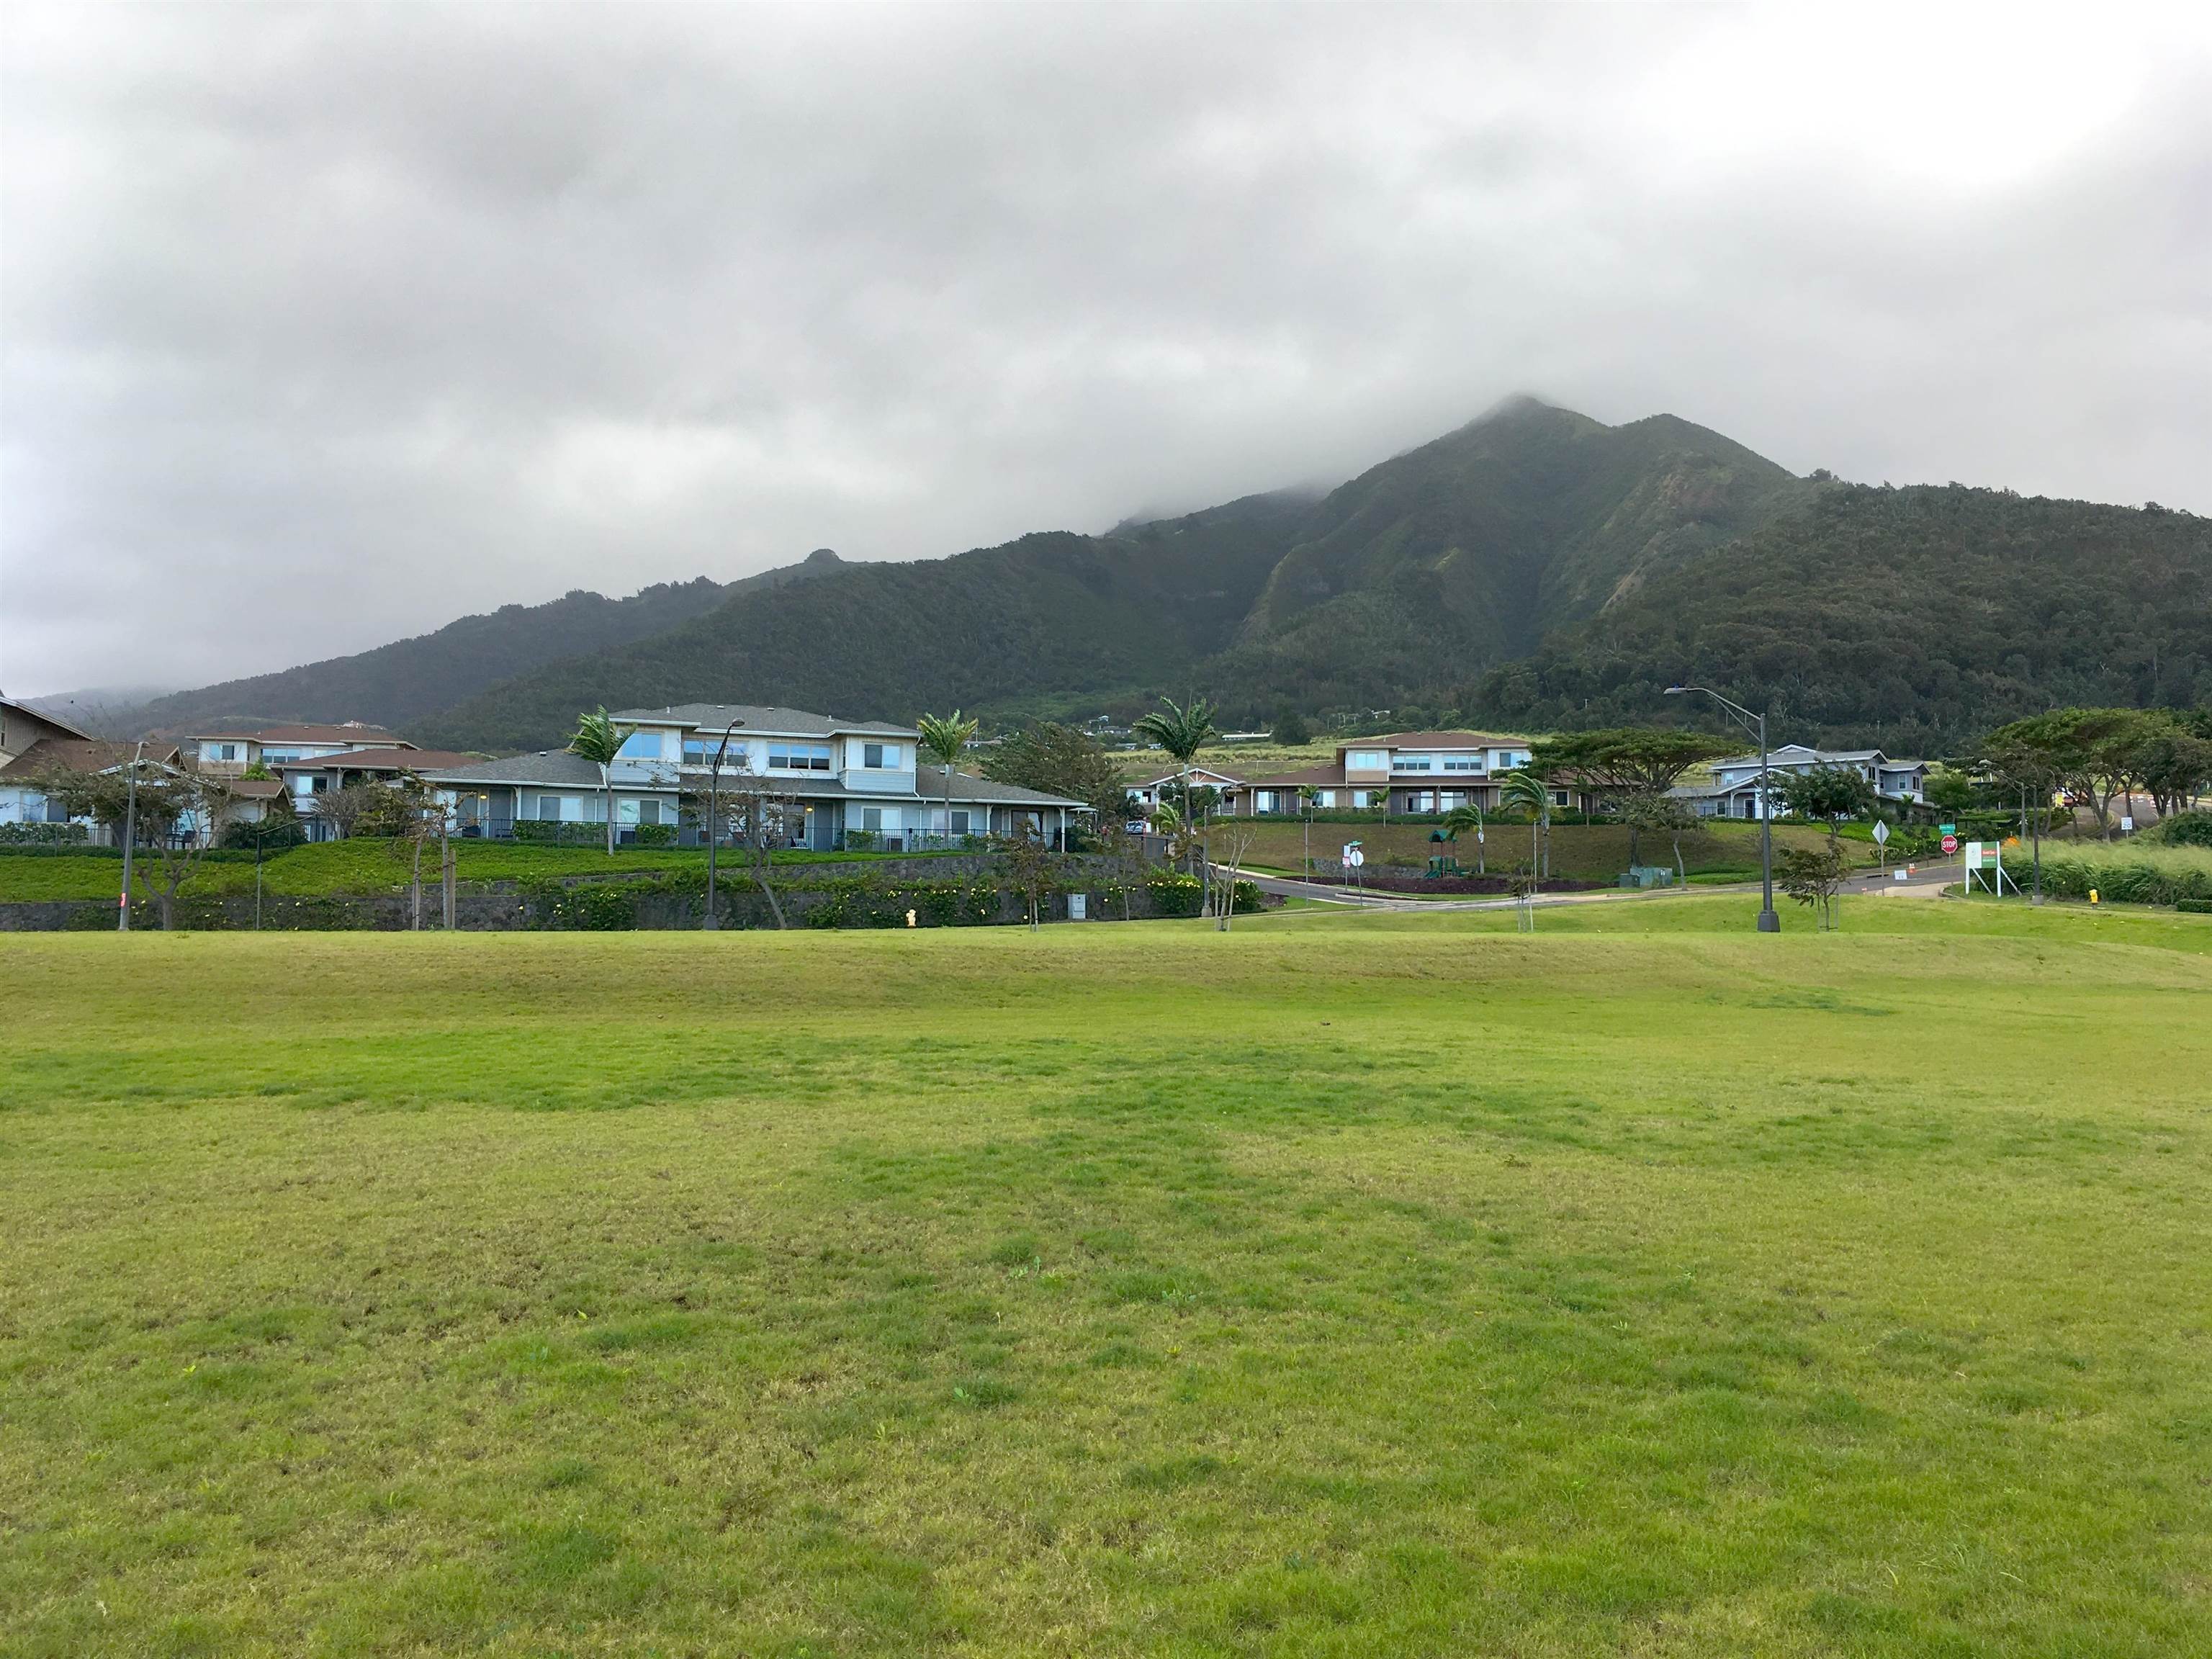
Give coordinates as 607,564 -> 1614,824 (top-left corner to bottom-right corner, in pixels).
1619,866 -> 1676,889
1068,892 -> 1088,920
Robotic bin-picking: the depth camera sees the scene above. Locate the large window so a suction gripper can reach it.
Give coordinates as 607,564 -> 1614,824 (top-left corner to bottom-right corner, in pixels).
1395,757 -> 1433,772
863,742 -> 886,768
538,796 -> 560,822
1443,757 -> 1480,772
619,731 -> 665,760
769,743 -> 832,771
861,807 -> 883,831
1347,750 -> 1385,770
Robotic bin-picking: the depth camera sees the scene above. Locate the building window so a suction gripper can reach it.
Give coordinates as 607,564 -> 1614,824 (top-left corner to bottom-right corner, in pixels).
618,732 -> 663,760
539,796 -> 560,822
769,743 -> 832,771
950,810 -> 971,835
1395,757 -> 1432,771
1551,789 -> 1570,807
1348,750 -> 1385,769
1444,757 -> 1480,772
639,800 -> 662,826
862,807 -> 883,832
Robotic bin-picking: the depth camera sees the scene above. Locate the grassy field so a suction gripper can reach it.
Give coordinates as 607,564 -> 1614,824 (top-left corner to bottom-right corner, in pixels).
0,840 -> 963,904
4,899 -> 2210,1655
1218,817 -> 1854,881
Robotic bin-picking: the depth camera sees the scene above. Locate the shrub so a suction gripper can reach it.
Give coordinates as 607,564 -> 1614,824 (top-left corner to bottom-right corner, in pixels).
1146,871 -> 1203,917
2157,810 -> 2212,848
631,823 -> 676,848
0,822 -> 88,846
2035,843 -> 2212,907
2177,899 -> 2212,914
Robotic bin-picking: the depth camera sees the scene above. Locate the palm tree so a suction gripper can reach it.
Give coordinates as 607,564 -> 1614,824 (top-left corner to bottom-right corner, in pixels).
1498,770 -> 1550,883
1298,784 -> 1322,876
917,711 -> 979,848
1136,696 -> 1217,871
1440,802 -> 1485,875
567,706 -> 633,855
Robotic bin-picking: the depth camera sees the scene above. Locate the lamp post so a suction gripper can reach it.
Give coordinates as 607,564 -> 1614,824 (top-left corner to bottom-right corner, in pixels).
702,719 -> 743,931
1665,686 -> 1779,932
117,739 -> 145,932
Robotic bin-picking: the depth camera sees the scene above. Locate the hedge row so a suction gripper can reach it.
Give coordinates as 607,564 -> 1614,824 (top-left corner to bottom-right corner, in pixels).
2033,856 -> 2212,907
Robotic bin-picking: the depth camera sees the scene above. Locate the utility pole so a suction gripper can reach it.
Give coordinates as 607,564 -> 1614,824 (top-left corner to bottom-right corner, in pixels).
442,819 -> 457,930
117,739 -> 145,932
703,718 -> 743,931
1666,686 -> 1779,932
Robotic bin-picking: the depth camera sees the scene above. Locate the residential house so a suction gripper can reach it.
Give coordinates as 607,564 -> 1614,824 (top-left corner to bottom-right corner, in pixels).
186,721 -> 409,778
1216,732 -> 1598,817
1125,765 -> 1251,814
418,703 -> 1088,850
268,747 -> 482,840
0,729 -> 280,846
1671,745 -> 1930,821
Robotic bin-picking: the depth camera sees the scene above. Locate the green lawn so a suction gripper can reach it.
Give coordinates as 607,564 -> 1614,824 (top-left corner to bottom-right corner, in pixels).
4,899 -> 2210,1655
1226,817 -> 1861,881
0,840 -> 963,904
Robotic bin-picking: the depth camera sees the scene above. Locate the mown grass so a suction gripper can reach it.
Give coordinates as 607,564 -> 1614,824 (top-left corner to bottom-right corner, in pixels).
3,899 -> 2209,1655
1227,817 -> 1860,880
0,840 -> 964,904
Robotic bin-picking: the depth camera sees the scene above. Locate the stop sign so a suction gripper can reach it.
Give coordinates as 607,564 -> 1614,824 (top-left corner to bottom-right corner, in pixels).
1941,833 -> 1959,855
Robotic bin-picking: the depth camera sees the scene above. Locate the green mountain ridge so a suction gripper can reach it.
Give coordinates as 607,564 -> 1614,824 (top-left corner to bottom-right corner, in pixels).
89,398 -> 2211,752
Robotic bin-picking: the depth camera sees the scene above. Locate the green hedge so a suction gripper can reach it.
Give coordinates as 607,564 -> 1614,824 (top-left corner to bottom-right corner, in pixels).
0,823 -> 88,846
2177,899 -> 2212,914
2035,855 -> 2212,907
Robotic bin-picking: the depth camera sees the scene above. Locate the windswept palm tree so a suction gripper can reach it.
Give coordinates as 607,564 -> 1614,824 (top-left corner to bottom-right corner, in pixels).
1136,696 -> 1217,868
916,711 -> 979,848
1497,769 -> 1550,881
1439,802 -> 1486,876
567,707 -> 633,855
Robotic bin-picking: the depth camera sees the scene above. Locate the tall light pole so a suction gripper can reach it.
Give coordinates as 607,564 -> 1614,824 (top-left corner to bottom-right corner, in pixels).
117,739 -> 145,932
1666,686 -> 1779,932
702,718 -> 743,931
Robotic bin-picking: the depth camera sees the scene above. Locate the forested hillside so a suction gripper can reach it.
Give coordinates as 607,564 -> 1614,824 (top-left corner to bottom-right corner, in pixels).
1467,485 -> 2212,753
91,552 -> 848,739
98,400 -> 2208,753
413,494 -> 1310,753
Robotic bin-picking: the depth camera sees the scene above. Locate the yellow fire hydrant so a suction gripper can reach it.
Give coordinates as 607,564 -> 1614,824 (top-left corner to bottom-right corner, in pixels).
2090,889 -> 2099,905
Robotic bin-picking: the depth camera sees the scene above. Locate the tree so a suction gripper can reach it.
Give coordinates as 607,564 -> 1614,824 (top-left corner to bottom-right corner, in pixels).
1298,784 -> 1322,876
981,721 -> 1129,821
1496,769 -> 1550,881
1779,764 -> 1877,850
379,773 -> 445,930
1439,803 -> 1485,875
1210,822 -> 1257,930
316,779 -> 387,840
1135,696 -> 1218,838
1622,793 -> 1701,883
917,711 -> 979,847
1533,729 -> 1732,868
35,756 -> 223,930
691,760 -> 797,929
997,820 -> 1061,930
1980,708 -> 2144,840
1776,844 -> 1851,931
567,707 -> 633,855
1923,765 -> 1978,817
219,795 -> 306,853
1270,708 -> 1312,746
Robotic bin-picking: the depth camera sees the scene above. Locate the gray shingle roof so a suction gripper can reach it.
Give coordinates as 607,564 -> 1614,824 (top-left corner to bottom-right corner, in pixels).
916,764 -> 1088,809
413,752 -> 609,788
609,703 -> 916,738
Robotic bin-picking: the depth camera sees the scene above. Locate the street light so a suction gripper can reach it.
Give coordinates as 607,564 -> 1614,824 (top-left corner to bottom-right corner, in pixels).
117,739 -> 145,932
702,719 -> 744,931
1665,685 -> 1780,932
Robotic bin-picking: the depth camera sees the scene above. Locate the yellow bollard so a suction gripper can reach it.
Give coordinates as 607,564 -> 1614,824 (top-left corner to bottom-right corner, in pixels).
2090,889 -> 2099,905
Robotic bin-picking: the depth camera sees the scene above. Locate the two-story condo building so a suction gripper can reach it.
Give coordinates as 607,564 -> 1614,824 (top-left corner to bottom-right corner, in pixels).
1142,732 -> 1599,817
1671,745 -> 1929,820
419,703 -> 1087,850
186,722 -> 410,776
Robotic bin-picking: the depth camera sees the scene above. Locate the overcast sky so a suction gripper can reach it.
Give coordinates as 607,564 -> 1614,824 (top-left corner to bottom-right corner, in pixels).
4,4 -> 2208,698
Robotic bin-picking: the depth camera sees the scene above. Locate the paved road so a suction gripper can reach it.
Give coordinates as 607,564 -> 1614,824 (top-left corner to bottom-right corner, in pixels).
1233,858 -> 1965,915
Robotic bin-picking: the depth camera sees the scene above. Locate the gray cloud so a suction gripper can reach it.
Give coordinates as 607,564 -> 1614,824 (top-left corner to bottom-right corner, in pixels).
5,3 -> 2208,695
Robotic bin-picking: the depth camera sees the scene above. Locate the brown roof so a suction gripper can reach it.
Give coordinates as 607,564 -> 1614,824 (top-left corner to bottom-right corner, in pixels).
268,747 -> 476,773
0,736 -> 184,777
225,778 -> 286,799
189,723 -> 409,745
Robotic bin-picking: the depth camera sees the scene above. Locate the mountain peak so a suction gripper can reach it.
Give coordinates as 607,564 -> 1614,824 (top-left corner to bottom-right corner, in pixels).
804,548 -> 843,566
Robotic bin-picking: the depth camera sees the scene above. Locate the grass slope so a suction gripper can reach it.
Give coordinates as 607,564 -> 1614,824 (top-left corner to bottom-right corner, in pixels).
4,902 -> 2210,1655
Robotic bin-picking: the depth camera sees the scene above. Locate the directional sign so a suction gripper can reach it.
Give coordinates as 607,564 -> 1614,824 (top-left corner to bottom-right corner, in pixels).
1939,822 -> 1956,837
1871,820 -> 1890,846
1941,832 -> 1959,855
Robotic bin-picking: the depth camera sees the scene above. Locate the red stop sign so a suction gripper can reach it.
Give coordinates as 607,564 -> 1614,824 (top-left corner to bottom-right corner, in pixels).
1941,833 -> 1959,854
